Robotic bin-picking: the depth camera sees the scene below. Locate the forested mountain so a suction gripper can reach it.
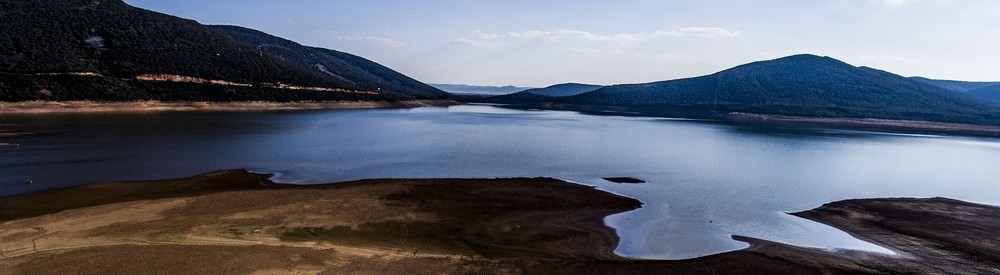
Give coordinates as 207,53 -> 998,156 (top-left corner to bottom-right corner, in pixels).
519,83 -> 602,97
560,55 -> 1000,125
966,84 -> 1000,103
430,84 -> 530,95
910,77 -> 1000,104
909,77 -> 1000,93
487,83 -> 600,103
487,91 -> 556,104
0,0 -> 443,101
210,25 -> 450,99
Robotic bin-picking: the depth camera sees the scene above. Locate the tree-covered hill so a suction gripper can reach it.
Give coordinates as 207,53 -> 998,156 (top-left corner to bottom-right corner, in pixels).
0,0 -> 445,101
966,84 -> 1000,103
487,91 -> 556,104
210,25 -> 450,100
0,0 -> 331,85
519,83 -> 602,97
560,55 -> 1000,125
909,77 -> 1000,93
911,77 -> 1000,103
487,83 -> 600,104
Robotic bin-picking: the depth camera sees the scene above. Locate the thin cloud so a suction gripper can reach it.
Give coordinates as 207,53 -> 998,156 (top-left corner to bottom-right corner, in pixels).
473,30 -> 646,43
558,47 -> 600,53
651,54 -> 701,62
558,47 -> 623,54
655,27 -> 741,38
872,0 -> 912,5
453,28 -> 738,49
851,55 -> 911,62
449,38 -> 507,48
336,36 -> 405,46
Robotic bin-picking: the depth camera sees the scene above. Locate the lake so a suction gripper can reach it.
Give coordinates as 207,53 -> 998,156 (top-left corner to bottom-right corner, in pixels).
3,104 -> 1000,259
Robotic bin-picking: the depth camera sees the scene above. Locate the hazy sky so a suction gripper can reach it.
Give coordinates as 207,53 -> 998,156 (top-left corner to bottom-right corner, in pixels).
123,0 -> 1000,87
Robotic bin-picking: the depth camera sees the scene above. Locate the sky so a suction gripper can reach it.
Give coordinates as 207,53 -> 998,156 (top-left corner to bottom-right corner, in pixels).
123,0 -> 1000,87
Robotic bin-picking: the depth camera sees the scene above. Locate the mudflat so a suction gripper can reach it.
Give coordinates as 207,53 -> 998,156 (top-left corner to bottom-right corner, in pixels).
794,197 -> 1000,274
2,171 -> 999,274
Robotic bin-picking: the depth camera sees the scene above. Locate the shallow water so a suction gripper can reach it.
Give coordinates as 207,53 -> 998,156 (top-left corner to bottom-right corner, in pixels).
3,104 -> 1000,259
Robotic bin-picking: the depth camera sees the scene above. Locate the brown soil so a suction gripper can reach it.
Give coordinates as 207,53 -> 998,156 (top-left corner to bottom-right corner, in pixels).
2,171 -> 998,274
794,197 -> 1000,274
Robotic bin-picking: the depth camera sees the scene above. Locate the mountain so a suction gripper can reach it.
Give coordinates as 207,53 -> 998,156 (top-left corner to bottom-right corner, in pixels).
487,83 -> 601,103
966,84 -> 1000,103
487,91 -> 556,104
909,77 -> 1000,93
0,0 -> 440,101
520,83 -> 602,97
559,54 -> 1000,125
430,84 -> 531,95
910,77 -> 1000,103
210,25 -> 450,100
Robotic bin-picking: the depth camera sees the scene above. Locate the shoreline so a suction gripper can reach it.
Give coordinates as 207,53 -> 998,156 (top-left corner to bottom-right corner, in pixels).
3,170 -> 1000,273
727,112 -> 1000,138
485,102 -> 1000,138
5,100 -> 999,139
0,100 -> 461,114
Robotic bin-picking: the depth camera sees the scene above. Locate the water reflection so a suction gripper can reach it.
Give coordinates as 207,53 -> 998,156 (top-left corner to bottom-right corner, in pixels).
2,105 -> 999,259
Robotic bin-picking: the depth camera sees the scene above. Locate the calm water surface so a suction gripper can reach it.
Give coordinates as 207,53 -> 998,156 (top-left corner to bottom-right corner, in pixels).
3,105 -> 1000,259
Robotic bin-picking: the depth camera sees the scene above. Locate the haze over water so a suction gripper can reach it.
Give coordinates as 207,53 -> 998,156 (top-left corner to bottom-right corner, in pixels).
4,105 -> 1000,259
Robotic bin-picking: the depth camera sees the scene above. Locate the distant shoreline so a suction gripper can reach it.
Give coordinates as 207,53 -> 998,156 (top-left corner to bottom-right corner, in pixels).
485,102 -> 1000,138
6,100 -> 999,139
0,100 -> 460,114
727,112 -> 1000,138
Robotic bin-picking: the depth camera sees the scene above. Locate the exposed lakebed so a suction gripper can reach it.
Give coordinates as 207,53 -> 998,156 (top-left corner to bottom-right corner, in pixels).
3,104 -> 1000,259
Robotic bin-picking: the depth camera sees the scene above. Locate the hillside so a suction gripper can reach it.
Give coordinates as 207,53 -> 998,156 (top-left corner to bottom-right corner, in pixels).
488,83 -> 601,103
520,83 -> 602,97
967,84 -> 1000,103
560,55 -> 1000,125
909,77 -> 1000,93
488,91 -> 556,104
910,77 -> 1000,104
211,25 -> 450,99
0,0 -> 439,101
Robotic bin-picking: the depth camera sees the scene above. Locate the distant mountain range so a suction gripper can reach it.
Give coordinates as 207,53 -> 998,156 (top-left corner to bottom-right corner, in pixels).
911,77 -> 1000,104
487,83 -> 601,103
518,83 -> 602,97
966,85 -> 1000,103
430,84 -> 531,95
0,0 -> 447,101
492,54 -> 1000,125
909,77 -> 1000,93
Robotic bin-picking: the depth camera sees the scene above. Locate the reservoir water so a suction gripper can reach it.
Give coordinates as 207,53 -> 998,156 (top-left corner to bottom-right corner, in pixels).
3,104 -> 1000,259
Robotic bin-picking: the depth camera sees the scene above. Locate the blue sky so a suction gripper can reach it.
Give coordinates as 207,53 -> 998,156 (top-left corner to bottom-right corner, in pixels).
124,0 -> 1000,87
